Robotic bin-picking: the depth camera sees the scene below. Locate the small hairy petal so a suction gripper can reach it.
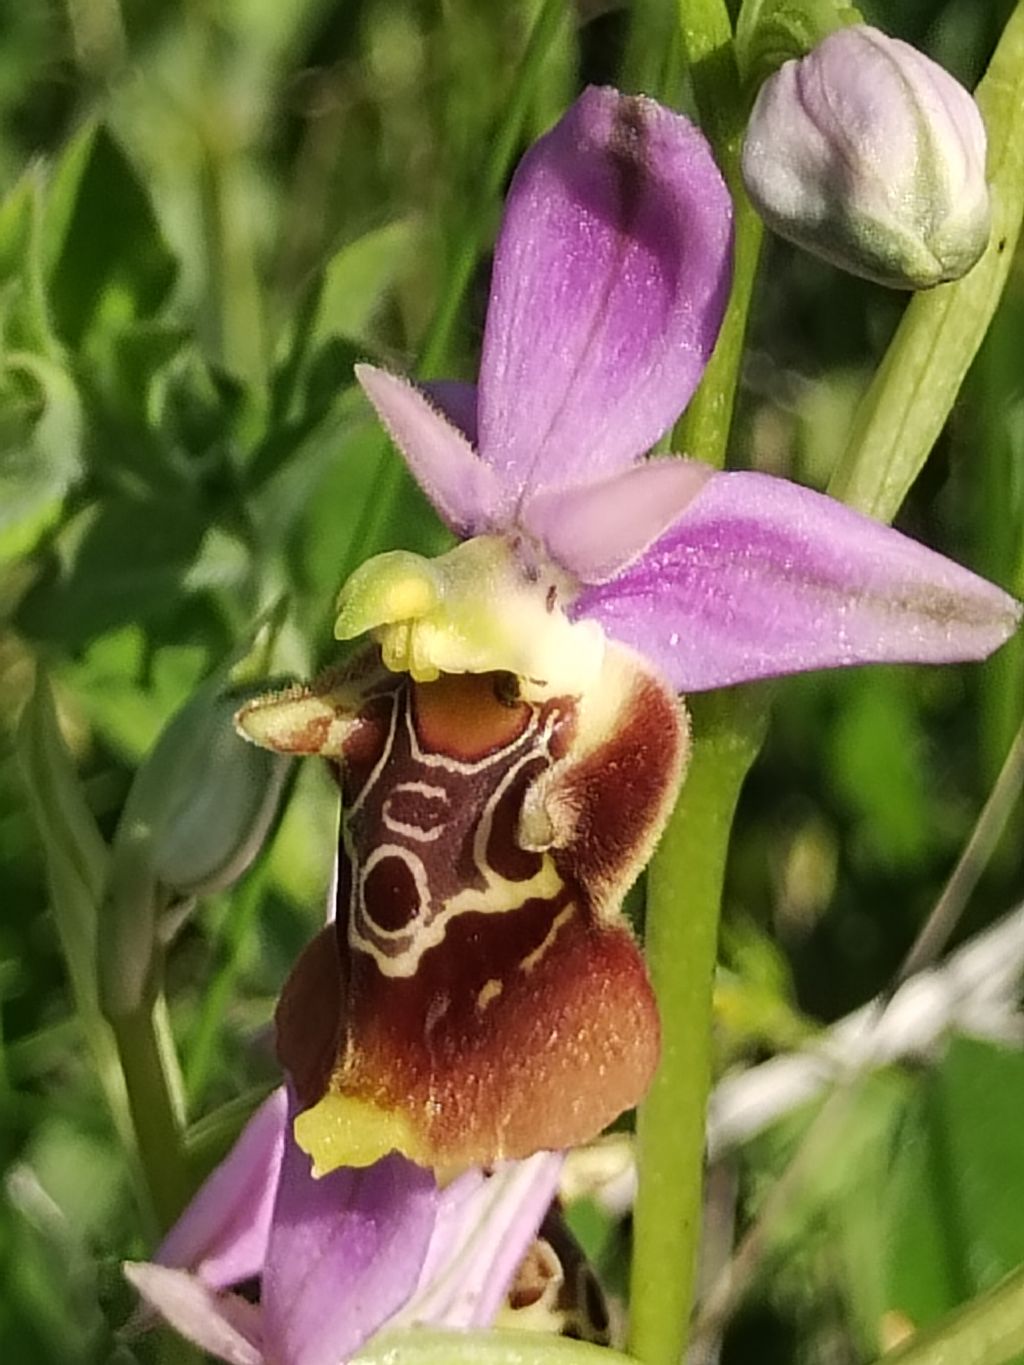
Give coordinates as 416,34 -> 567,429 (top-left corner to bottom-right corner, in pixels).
155,1088 -> 287,1291
261,1096 -> 438,1365
572,471 -> 1022,691
124,1264 -> 263,1365
522,458 -> 712,583
356,365 -> 506,535
390,1153 -> 564,1331
477,85 -> 732,498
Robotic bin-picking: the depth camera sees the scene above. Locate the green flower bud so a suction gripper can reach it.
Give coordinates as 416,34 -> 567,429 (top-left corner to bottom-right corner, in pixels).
741,25 -> 991,288
101,679 -> 290,1017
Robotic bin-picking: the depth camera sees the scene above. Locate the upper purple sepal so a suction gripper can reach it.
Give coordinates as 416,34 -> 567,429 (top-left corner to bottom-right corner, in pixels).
355,86 -> 732,536
479,86 -> 733,499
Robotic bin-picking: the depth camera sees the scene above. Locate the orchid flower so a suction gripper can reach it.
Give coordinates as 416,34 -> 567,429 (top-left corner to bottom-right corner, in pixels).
234,86 -> 1019,1180
126,1087 -> 563,1365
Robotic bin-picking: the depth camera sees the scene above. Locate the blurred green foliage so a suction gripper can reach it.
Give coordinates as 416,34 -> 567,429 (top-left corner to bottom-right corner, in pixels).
1,1 -> 1022,1362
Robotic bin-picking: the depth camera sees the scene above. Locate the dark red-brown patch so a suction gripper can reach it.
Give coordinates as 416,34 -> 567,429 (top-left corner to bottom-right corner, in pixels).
413,673 -> 531,761
485,756 -> 547,881
362,854 -> 423,933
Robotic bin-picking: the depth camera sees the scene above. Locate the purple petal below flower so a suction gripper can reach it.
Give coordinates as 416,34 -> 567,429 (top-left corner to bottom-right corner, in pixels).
124,1263 -> 263,1365
389,1152 -> 564,1331
572,471 -> 1023,691
156,1087 -> 286,1292
260,1096 -> 438,1365
523,458 -> 712,583
356,365 -> 505,535
477,85 -> 733,499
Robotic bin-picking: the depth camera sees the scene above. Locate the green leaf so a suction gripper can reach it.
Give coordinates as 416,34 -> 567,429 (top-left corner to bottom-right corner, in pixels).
314,218 -> 420,346
884,1036 -> 1024,1341
877,1263 -> 1024,1365
15,671 -> 131,1143
43,122 -> 177,346
0,170 -> 55,356
16,494 -> 209,647
734,0 -> 861,87
0,352 -> 84,564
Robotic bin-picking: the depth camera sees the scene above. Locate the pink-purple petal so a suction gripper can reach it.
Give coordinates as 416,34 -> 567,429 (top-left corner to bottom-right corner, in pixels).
124,1263 -> 263,1365
523,458 -> 713,583
477,85 -> 732,499
155,1088 -> 286,1292
355,365 -> 506,535
573,471 -> 1023,691
260,1102 -> 438,1365
387,1152 -> 564,1331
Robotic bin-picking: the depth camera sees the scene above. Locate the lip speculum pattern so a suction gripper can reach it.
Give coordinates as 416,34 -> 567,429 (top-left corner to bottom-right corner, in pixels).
237,642 -> 687,1171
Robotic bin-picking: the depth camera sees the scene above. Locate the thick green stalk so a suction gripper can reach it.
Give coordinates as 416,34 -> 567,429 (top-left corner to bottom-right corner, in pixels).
673,197 -> 763,470
629,691 -> 767,1365
828,1 -> 1024,521
875,1263 -> 1024,1365
111,1001 -> 192,1232
629,5 -> 765,1362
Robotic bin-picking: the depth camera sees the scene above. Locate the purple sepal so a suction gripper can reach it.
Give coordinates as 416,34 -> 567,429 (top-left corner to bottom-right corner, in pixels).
124,1263 -> 263,1365
478,85 -> 732,498
155,1088 -> 286,1291
573,471 -> 1023,691
260,1094 -> 438,1365
389,1151 -> 564,1331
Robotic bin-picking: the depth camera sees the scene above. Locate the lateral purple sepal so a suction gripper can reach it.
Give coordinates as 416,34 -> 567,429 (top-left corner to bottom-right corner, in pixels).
572,471 -> 1023,691
124,1262 -> 263,1365
389,1151 -> 564,1331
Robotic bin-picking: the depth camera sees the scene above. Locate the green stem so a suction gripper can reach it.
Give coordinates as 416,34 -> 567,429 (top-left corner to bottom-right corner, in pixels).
673,197 -> 762,469
629,691 -> 767,1365
111,1000 -> 192,1233
671,0 -> 764,471
352,1330 -> 638,1365
629,6 -> 766,1363
828,0 -> 1024,522
621,0 -> 681,99
875,1262 -> 1024,1365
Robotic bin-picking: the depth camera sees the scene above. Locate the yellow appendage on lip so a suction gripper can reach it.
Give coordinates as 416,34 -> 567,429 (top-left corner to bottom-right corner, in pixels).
294,1093 -> 429,1175
334,535 -> 606,696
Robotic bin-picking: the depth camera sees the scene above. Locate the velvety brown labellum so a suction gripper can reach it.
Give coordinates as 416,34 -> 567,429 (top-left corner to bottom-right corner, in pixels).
263,643 -> 686,1168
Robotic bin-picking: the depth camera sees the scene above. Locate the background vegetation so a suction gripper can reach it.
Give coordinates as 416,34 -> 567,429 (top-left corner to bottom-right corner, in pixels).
1,1 -> 1022,1362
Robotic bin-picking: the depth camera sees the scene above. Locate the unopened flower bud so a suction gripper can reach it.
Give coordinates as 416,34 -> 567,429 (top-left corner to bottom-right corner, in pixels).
741,25 -> 990,288
101,679 -> 291,1017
